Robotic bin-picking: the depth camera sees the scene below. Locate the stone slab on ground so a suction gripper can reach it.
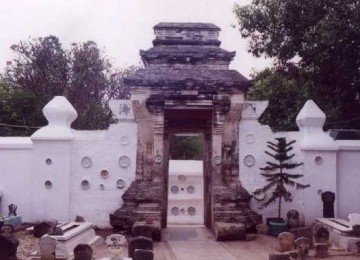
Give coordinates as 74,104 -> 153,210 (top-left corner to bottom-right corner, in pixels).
132,220 -> 162,241
214,221 -> 246,241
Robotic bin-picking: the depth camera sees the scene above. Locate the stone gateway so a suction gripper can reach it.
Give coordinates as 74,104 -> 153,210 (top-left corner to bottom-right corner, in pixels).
109,22 -> 261,238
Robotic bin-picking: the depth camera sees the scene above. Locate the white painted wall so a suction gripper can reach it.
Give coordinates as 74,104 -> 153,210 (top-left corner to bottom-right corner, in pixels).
0,97 -> 359,228
0,138 -> 33,221
336,141 -> 360,219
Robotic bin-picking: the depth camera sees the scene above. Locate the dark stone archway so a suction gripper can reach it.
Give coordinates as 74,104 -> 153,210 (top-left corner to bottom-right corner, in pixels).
110,23 -> 261,239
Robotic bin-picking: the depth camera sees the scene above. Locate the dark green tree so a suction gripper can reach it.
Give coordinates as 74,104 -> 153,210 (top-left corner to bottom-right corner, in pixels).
170,135 -> 203,160
1,36 -> 137,135
257,137 -> 310,219
234,0 -> 360,130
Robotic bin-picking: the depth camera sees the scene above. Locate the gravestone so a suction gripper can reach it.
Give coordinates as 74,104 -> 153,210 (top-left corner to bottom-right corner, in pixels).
8,204 -> 17,216
295,237 -> 310,260
34,222 -> 52,238
287,210 -> 300,229
313,226 -> 329,243
134,249 -> 154,260
314,243 -> 329,258
132,224 -> 153,239
321,191 -> 335,218
73,244 -> 93,260
105,234 -> 126,257
290,227 -> 313,247
128,236 -> 153,259
278,232 -> 294,252
268,252 -> 290,260
0,233 -> 19,260
38,236 -> 56,260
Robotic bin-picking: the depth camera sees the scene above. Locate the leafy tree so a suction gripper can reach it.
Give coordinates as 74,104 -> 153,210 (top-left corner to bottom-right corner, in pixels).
0,82 -> 44,136
256,137 -> 310,219
1,36 -> 136,134
234,0 -> 360,130
170,135 -> 203,160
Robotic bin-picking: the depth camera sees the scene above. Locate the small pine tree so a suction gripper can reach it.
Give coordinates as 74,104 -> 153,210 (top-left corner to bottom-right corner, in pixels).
257,137 -> 310,219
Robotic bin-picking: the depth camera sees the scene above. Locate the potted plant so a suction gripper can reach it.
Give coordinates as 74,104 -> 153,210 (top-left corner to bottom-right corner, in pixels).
255,137 -> 310,236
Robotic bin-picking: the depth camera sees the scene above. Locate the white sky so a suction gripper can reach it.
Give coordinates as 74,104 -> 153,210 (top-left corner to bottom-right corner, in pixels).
0,0 -> 272,78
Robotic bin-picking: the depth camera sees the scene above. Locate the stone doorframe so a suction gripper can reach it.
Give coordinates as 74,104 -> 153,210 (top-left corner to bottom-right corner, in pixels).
125,90 -> 257,229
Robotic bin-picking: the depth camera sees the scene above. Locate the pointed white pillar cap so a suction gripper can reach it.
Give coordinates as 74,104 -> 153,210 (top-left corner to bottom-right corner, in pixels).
296,100 -> 338,150
31,96 -> 78,140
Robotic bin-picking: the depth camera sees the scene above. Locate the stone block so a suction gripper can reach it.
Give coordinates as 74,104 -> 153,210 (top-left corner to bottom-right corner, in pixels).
278,232 -> 294,252
290,227 -> 313,248
128,236 -> 153,259
39,236 -> 56,260
256,224 -> 269,235
268,252 -> 290,260
214,222 -> 246,241
33,221 -> 53,238
295,237 -> 310,259
74,244 -> 93,260
0,233 -> 19,260
313,225 -> 329,243
134,249 -> 154,260
314,242 -> 329,258
132,220 -> 161,241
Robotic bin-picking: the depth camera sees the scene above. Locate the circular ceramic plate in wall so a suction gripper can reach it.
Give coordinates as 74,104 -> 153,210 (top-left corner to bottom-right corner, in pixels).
119,156 -> 131,168
81,180 -> 90,190
315,156 -> 323,165
45,180 -> 53,189
81,157 -> 92,168
100,170 -> 109,179
120,135 -> 130,146
253,188 -> 266,201
117,179 -> 126,189
171,185 -> 179,194
244,155 -> 255,167
188,207 -> 196,216
187,185 -> 195,194
171,207 -> 179,216
213,156 -> 221,165
154,154 -> 162,164
245,134 -> 255,144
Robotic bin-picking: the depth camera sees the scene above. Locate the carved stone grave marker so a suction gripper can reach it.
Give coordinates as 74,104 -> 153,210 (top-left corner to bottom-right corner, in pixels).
128,236 -> 153,259
278,232 -> 294,252
105,234 -> 126,257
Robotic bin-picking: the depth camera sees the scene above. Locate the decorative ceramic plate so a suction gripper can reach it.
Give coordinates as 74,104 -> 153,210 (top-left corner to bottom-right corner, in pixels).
81,180 -> 90,190
100,170 -> 109,179
178,175 -> 187,181
253,188 -> 266,201
213,156 -> 221,165
45,180 -> 52,189
116,179 -> 126,189
244,155 -> 255,167
81,157 -> 92,168
171,207 -> 179,216
315,156 -> 323,165
187,185 -> 195,194
171,185 -> 179,194
188,207 -> 196,216
154,154 -> 162,163
119,156 -> 131,168
245,134 -> 255,144
120,135 -> 130,146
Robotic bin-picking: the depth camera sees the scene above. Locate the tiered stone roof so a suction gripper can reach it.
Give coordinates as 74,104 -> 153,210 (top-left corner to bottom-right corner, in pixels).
126,22 -> 250,92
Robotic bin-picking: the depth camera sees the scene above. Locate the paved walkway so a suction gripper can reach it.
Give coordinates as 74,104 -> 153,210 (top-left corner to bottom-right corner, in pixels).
93,225 -> 359,260
153,225 -> 358,260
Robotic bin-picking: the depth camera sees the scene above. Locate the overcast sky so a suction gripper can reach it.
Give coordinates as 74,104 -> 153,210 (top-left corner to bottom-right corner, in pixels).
0,0 -> 272,78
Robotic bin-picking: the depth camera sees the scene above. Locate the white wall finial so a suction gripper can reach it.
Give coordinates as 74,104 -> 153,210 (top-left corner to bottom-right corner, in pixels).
31,96 -> 78,140
296,100 -> 338,150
